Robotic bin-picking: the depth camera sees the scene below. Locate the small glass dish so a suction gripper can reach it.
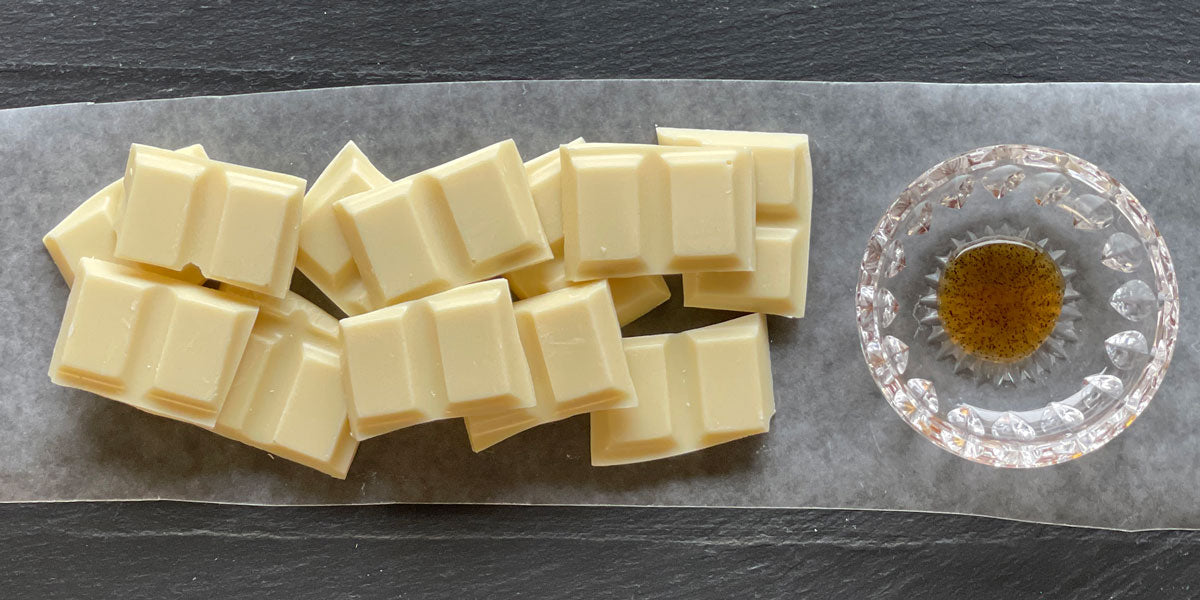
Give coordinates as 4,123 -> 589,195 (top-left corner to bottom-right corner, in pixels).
856,145 -> 1180,468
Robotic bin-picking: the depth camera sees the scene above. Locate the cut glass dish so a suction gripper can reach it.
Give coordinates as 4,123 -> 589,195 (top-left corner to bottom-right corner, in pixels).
856,145 -> 1179,467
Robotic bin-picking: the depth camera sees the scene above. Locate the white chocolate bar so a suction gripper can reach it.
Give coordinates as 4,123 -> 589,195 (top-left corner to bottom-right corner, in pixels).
503,141 -> 671,326
560,143 -> 756,280
339,278 -> 537,440
590,313 -> 775,466
464,281 -> 636,451
48,258 -> 357,477
114,144 -> 306,298
215,286 -> 358,479
296,141 -> 391,316
48,258 -> 258,428
656,128 -> 812,317
334,140 -> 553,310
43,144 -> 208,286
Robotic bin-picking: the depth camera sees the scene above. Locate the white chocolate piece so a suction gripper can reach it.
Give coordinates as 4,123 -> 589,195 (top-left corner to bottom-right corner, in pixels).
464,281 -> 636,451
43,144 -> 208,286
507,256 -> 670,327
216,287 -> 358,479
296,141 -> 391,316
606,276 -> 671,326
48,259 -> 355,477
339,278 -> 536,440
503,141 -> 671,326
590,313 -> 775,466
48,258 -> 258,428
114,144 -> 306,298
656,128 -> 812,317
334,140 -> 553,310
560,143 -> 756,280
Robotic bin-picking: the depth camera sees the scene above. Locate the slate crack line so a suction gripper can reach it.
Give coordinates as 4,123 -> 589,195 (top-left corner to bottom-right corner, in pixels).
53,527 -> 1041,549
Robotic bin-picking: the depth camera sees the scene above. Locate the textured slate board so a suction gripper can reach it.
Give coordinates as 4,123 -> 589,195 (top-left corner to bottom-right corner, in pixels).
5,0 -> 1200,110
1,502 -> 1198,599
4,1 -> 1200,597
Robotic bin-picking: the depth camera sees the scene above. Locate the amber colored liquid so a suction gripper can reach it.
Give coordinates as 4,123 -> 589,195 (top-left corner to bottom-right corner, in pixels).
937,239 -> 1065,364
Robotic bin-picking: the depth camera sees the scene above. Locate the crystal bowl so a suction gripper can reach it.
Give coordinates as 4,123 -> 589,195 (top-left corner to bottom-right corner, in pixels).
855,145 -> 1180,468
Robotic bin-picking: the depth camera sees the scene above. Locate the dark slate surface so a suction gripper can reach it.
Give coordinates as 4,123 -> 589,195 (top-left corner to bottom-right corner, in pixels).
3,1 -> 1200,597
2,503 -> 1198,599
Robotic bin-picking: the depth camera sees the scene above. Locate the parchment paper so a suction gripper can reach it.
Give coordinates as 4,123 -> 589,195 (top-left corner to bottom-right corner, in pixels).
1,81 -> 1196,530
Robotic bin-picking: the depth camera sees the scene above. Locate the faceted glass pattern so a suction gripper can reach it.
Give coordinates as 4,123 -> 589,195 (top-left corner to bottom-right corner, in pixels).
855,145 -> 1180,468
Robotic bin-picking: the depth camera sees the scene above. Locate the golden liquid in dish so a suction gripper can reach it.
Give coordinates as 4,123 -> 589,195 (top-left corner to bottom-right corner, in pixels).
937,239 -> 1065,364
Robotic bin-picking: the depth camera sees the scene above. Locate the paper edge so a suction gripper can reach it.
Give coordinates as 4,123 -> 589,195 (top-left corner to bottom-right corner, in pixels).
5,78 -> 1200,116
0,496 -> 1187,534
